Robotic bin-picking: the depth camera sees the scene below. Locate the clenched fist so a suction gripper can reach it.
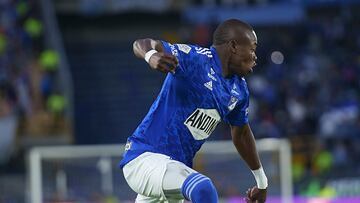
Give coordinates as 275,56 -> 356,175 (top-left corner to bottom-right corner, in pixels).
245,186 -> 267,203
148,52 -> 178,74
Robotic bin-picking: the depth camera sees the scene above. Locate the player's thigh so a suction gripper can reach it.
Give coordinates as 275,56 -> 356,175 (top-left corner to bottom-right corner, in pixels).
123,152 -> 168,198
162,161 -> 197,200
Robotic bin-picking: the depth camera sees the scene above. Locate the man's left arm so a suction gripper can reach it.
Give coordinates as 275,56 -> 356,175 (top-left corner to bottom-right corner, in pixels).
231,123 -> 267,203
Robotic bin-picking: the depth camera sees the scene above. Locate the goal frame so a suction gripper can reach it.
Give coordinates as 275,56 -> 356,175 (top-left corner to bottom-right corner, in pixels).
28,138 -> 292,203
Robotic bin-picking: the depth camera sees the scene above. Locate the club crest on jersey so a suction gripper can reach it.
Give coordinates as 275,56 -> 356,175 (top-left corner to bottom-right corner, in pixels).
228,96 -> 239,111
124,141 -> 132,151
184,108 -> 221,140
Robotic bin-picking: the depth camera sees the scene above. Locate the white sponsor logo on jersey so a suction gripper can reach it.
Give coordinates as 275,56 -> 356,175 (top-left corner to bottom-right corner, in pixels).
207,67 -> 217,81
177,44 -> 191,54
204,81 -> 213,91
231,84 -> 239,95
184,108 -> 221,140
207,73 -> 217,81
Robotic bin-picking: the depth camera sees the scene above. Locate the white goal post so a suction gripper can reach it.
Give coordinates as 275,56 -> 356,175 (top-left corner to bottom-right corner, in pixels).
28,139 -> 292,203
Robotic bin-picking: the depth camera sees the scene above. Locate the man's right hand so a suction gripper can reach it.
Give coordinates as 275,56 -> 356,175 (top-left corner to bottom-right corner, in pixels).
245,186 -> 267,203
148,52 -> 178,74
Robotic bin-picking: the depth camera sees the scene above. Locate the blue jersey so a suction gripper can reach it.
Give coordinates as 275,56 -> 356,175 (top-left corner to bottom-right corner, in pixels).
119,41 -> 250,168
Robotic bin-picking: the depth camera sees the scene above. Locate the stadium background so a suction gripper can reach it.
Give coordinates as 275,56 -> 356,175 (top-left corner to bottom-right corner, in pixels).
0,0 -> 359,202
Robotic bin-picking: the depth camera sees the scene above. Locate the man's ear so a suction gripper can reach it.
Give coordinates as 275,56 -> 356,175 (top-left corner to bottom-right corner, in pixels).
228,40 -> 237,54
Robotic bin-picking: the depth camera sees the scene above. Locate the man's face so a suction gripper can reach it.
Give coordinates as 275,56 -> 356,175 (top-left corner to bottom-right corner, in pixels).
228,30 -> 258,77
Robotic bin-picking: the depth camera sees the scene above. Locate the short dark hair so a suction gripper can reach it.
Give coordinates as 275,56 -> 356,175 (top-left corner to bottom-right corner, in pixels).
213,19 -> 253,45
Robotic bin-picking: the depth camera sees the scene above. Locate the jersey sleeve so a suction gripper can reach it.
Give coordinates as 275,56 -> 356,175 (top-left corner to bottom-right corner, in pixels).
225,95 -> 249,127
161,41 -> 193,76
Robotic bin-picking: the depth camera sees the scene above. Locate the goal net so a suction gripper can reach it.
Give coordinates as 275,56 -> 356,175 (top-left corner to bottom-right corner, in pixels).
28,139 -> 292,203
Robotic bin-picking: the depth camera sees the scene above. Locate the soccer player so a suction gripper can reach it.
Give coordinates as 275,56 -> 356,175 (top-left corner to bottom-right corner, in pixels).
120,19 -> 268,203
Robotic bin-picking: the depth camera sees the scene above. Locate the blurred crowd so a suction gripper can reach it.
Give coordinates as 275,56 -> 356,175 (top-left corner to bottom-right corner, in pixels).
0,0 -> 67,168
247,16 -> 360,196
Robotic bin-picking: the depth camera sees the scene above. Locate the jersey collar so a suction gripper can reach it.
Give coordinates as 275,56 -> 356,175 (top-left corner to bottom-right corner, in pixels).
210,46 -> 222,74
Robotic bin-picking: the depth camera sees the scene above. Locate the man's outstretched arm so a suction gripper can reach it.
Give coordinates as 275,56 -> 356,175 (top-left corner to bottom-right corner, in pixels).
231,124 -> 267,203
133,38 -> 178,73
